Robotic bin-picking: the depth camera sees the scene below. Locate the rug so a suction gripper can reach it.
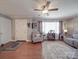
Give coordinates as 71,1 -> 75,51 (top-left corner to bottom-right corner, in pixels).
0,41 -> 23,51
42,41 -> 78,59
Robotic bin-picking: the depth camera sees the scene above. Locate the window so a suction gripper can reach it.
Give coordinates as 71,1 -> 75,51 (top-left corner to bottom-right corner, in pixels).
42,22 -> 59,34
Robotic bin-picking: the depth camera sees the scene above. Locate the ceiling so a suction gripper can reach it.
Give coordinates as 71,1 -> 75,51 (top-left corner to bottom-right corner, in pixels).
0,0 -> 78,19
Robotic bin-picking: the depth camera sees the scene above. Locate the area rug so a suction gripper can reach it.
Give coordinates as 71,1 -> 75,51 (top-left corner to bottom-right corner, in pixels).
0,41 -> 23,51
42,41 -> 78,59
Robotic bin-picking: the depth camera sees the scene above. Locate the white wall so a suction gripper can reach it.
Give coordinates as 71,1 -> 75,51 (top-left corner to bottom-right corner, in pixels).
63,16 -> 78,36
67,17 -> 78,34
0,17 -> 11,45
15,19 -> 28,41
27,19 -> 32,42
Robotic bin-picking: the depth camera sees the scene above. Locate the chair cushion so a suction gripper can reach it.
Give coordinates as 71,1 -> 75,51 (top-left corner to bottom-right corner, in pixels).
36,34 -> 40,37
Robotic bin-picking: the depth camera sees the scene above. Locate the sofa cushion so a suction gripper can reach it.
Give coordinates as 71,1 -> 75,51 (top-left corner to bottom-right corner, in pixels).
64,38 -> 74,47
73,39 -> 78,48
72,34 -> 78,39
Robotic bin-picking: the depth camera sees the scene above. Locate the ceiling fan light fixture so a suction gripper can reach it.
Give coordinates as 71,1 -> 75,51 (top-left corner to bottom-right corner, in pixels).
42,9 -> 48,14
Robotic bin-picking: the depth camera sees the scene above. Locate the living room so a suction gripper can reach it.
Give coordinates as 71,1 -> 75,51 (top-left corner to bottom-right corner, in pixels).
0,0 -> 78,59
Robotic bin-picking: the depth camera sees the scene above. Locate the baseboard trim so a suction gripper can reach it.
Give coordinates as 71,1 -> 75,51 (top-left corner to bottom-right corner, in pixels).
16,40 -> 26,42
26,40 -> 32,43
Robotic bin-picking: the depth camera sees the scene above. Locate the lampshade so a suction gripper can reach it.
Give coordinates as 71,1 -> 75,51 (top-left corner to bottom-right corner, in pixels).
64,29 -> 67,32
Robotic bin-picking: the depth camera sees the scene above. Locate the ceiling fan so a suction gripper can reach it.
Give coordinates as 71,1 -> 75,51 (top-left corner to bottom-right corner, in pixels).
34,1 -> 58,14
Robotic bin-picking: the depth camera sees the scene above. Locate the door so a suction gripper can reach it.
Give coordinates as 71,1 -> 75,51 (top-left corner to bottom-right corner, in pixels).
15,19 -> 27,41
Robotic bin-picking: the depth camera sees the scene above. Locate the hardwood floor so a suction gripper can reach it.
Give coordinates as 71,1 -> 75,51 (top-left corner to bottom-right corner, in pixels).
0,42 -> 42,59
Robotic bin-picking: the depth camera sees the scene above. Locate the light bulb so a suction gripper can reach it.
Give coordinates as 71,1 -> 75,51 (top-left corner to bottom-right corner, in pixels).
42,9 -> 48,14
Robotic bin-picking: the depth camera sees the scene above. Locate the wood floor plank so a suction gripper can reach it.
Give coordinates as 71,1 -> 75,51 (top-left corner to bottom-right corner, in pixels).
0,42 -> 42,59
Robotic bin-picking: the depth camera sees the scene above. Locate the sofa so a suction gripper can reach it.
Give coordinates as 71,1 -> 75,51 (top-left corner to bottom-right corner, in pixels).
64,34 -> 78,48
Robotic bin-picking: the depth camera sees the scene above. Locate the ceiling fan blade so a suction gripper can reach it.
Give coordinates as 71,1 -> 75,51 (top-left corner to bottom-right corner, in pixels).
34,9 -> 42,11
45,1 -> 51,8
48,8 -> 58,11
38,1 -> 51,10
